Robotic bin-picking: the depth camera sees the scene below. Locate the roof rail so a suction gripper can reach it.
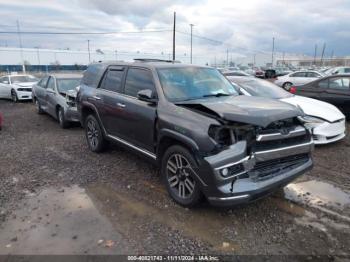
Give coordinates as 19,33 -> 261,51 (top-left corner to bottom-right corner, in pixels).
133,58 -> 181,63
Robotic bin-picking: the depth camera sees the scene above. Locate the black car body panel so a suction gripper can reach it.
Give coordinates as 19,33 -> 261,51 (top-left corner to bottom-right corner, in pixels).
295,74 -> 350,117
77,61 -> 314,207
176,96 -> 303,127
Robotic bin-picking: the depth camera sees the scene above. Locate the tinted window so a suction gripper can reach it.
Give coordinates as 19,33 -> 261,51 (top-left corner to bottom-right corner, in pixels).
291,72 -> 306,77
318,79 -> 328,88
236,79 -> 292,99
124,68 -> 156,98
47,77 -> 55,90
100,69 -> 124,93
38,76 -> 49,88
344,68 -> 350,73
328,77 -> 350,90
82,64 -> 106,88
307,72 -> 320,78
0,76 -> 9,84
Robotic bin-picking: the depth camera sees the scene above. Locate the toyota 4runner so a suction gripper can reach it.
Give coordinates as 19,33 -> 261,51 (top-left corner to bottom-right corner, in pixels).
77,59 -> 314,207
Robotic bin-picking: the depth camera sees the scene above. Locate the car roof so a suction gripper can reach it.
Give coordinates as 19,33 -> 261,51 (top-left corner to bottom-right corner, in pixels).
92,61 -> 210,70
50,73 -> 83,79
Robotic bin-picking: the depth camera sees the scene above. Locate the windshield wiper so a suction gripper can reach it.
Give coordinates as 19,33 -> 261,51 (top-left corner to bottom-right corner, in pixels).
203,93 -> 231,98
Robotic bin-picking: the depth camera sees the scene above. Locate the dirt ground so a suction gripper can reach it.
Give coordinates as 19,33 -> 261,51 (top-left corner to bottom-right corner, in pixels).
0,100 -> 349,258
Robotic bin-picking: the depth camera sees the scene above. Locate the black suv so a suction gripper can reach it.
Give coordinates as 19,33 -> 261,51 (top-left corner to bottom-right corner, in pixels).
77,60 -> 314,207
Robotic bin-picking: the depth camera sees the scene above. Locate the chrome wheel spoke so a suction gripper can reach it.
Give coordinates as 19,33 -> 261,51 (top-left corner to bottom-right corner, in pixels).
184,178 -> 195,194
168,175 -> 179,188
179,182 -> 186,198
174,154 -> 183,169
167,160 -> 177,174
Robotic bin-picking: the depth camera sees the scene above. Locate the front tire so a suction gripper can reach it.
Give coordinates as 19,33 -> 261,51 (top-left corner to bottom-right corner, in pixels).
57,107 -> 69,129
11,90 -> 18,103
85,114 -> 106,152
161,145 -> 202,207
35,99 -> 44,114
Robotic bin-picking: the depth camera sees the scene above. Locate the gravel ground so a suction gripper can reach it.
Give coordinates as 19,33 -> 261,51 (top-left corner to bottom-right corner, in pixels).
0,100 -> 349,257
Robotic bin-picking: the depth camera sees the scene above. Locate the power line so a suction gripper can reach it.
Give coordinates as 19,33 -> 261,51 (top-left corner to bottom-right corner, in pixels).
0,29 -> 172,35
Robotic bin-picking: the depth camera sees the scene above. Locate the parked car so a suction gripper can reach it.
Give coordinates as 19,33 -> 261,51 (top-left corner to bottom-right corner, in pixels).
0,74 -> 38,102
293,74 -> 350,118
32,74 -> 82,128
77,60 -> 313,207
230,77 -> 346,145
255,69 -> 265,78
274,71 -> 324,90
324,67 -> 350,76
222,70 -> 252,77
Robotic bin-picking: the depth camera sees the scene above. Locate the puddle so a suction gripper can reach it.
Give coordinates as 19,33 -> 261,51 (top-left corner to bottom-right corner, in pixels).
284,180 -> 350,210
0,186 -> 132,255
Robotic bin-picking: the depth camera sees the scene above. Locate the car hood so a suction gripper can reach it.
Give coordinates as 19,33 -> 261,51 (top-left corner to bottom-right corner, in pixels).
280,95 -> 345,122
14,82 -> 36,87
64,89 -> 77,98
176,95 -> 303,127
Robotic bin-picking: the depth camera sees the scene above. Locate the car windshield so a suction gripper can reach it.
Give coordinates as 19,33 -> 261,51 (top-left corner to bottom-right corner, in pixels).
157,67 -> 239,102
56,78 -> 81,93
237,79 -> 293,99
11,75 -> 38,83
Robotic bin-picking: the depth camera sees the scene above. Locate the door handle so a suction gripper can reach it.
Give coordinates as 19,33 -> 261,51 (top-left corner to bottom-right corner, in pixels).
116,103 -> 126,108
92,96 -> 101,100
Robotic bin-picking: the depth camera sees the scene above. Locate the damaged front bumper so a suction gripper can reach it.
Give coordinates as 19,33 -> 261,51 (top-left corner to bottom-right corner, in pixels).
201,138 -> 314,207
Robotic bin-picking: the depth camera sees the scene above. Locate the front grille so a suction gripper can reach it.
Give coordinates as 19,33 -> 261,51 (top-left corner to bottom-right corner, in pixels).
250,153 -> 309,180
255,133 -> 310,151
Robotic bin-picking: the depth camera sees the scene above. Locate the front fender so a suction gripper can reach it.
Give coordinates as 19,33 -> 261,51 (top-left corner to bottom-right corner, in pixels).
158,128 -> 200,152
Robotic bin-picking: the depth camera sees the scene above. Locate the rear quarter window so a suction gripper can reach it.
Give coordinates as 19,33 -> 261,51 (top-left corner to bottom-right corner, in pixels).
82,64 -> 107,88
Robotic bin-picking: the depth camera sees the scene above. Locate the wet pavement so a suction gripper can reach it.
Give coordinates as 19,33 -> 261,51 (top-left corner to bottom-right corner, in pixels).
0,101 -> 350,256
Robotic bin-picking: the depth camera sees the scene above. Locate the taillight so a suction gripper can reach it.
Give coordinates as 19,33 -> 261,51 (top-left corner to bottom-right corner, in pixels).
290,86 -> 297,94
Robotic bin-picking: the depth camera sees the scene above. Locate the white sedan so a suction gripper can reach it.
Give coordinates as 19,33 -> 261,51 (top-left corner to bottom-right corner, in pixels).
229,76 -> 346,145
274,70 -> 324,90
0,74 -> 38,102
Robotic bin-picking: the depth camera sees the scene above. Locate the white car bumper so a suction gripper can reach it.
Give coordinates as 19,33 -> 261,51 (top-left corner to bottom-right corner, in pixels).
310,120 -> 346,145
16,91 -> 32,100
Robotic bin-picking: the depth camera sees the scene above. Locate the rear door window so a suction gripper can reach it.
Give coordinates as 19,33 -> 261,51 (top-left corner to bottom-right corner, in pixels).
307,72 -> 320,78
291,72 -> 306,77
82,64 -> 107,88
328,77 -> 350,90
100,67 -> 125,93
124,68 -> 156,98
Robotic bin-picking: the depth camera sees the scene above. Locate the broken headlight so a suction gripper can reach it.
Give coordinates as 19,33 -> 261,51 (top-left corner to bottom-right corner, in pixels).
208,125 -> 236,147
65,95 -> 76,107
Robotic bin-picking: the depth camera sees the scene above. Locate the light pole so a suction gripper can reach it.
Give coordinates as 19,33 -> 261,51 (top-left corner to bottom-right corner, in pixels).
190,24 -> 194,64
35,47 -> 41,71
271,37 -> 275,68
87,40 -> 91,63
115,50 -> 118,61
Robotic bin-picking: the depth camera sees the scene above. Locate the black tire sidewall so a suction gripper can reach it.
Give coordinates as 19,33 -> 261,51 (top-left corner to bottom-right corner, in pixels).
58,107 -> 69,128
35,99 -> 43,114
161,145 -> 202,207
84,114 -> 105,152
11,90 -> 18,103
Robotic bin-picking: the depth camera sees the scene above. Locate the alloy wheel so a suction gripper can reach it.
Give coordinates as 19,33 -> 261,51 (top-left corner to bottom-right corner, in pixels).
86,119 -> 99,149
166,154 -> 196,199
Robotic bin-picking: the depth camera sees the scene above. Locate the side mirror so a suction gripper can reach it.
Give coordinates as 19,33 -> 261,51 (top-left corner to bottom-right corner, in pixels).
137,89 -> 157,103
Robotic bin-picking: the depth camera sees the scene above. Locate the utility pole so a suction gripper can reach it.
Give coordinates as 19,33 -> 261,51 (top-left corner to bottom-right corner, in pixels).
330,50 -> 334,66
271,37 -> 275,68
320,43 -> 326,66
226,49 -> 229,67
190,24 -> 194,64
282,52 -> 285,66
16,20 -> 25,73
313,44 -> 318,66
115,50 -> 118,61
253,54 -> 256,67
35,47 -> 40,70
87,40 -> 91,63
172,12 -> 176,61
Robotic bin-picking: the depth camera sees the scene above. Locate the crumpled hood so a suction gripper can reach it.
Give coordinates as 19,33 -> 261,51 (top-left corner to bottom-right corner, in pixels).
177,95 -> 303,127
64,89 -> 77,98
15,82 -> 36,87
281,95 -> 345,122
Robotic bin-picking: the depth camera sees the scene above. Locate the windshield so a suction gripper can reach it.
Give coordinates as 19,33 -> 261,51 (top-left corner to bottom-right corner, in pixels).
11,75 -> 38,83
157,67 -> 239,102
57,78 -> 81,93
237,79 -> 293,99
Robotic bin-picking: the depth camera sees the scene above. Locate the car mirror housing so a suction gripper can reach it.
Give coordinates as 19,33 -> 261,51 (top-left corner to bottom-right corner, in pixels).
137,89 -> 157,103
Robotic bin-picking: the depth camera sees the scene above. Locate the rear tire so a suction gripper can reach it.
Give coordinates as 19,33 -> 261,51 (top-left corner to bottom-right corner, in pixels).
283,82 -> 293,90
57,107 -> 70,129
85,114 -> 106,152
161,145 -> 203,207
11,90 -> 18,103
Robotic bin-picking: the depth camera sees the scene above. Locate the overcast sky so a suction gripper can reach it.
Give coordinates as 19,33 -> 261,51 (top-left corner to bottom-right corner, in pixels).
0,0 -> 349,64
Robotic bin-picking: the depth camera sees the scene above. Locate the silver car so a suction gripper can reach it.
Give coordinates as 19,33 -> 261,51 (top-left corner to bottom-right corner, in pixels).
32,74 -> 82,128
